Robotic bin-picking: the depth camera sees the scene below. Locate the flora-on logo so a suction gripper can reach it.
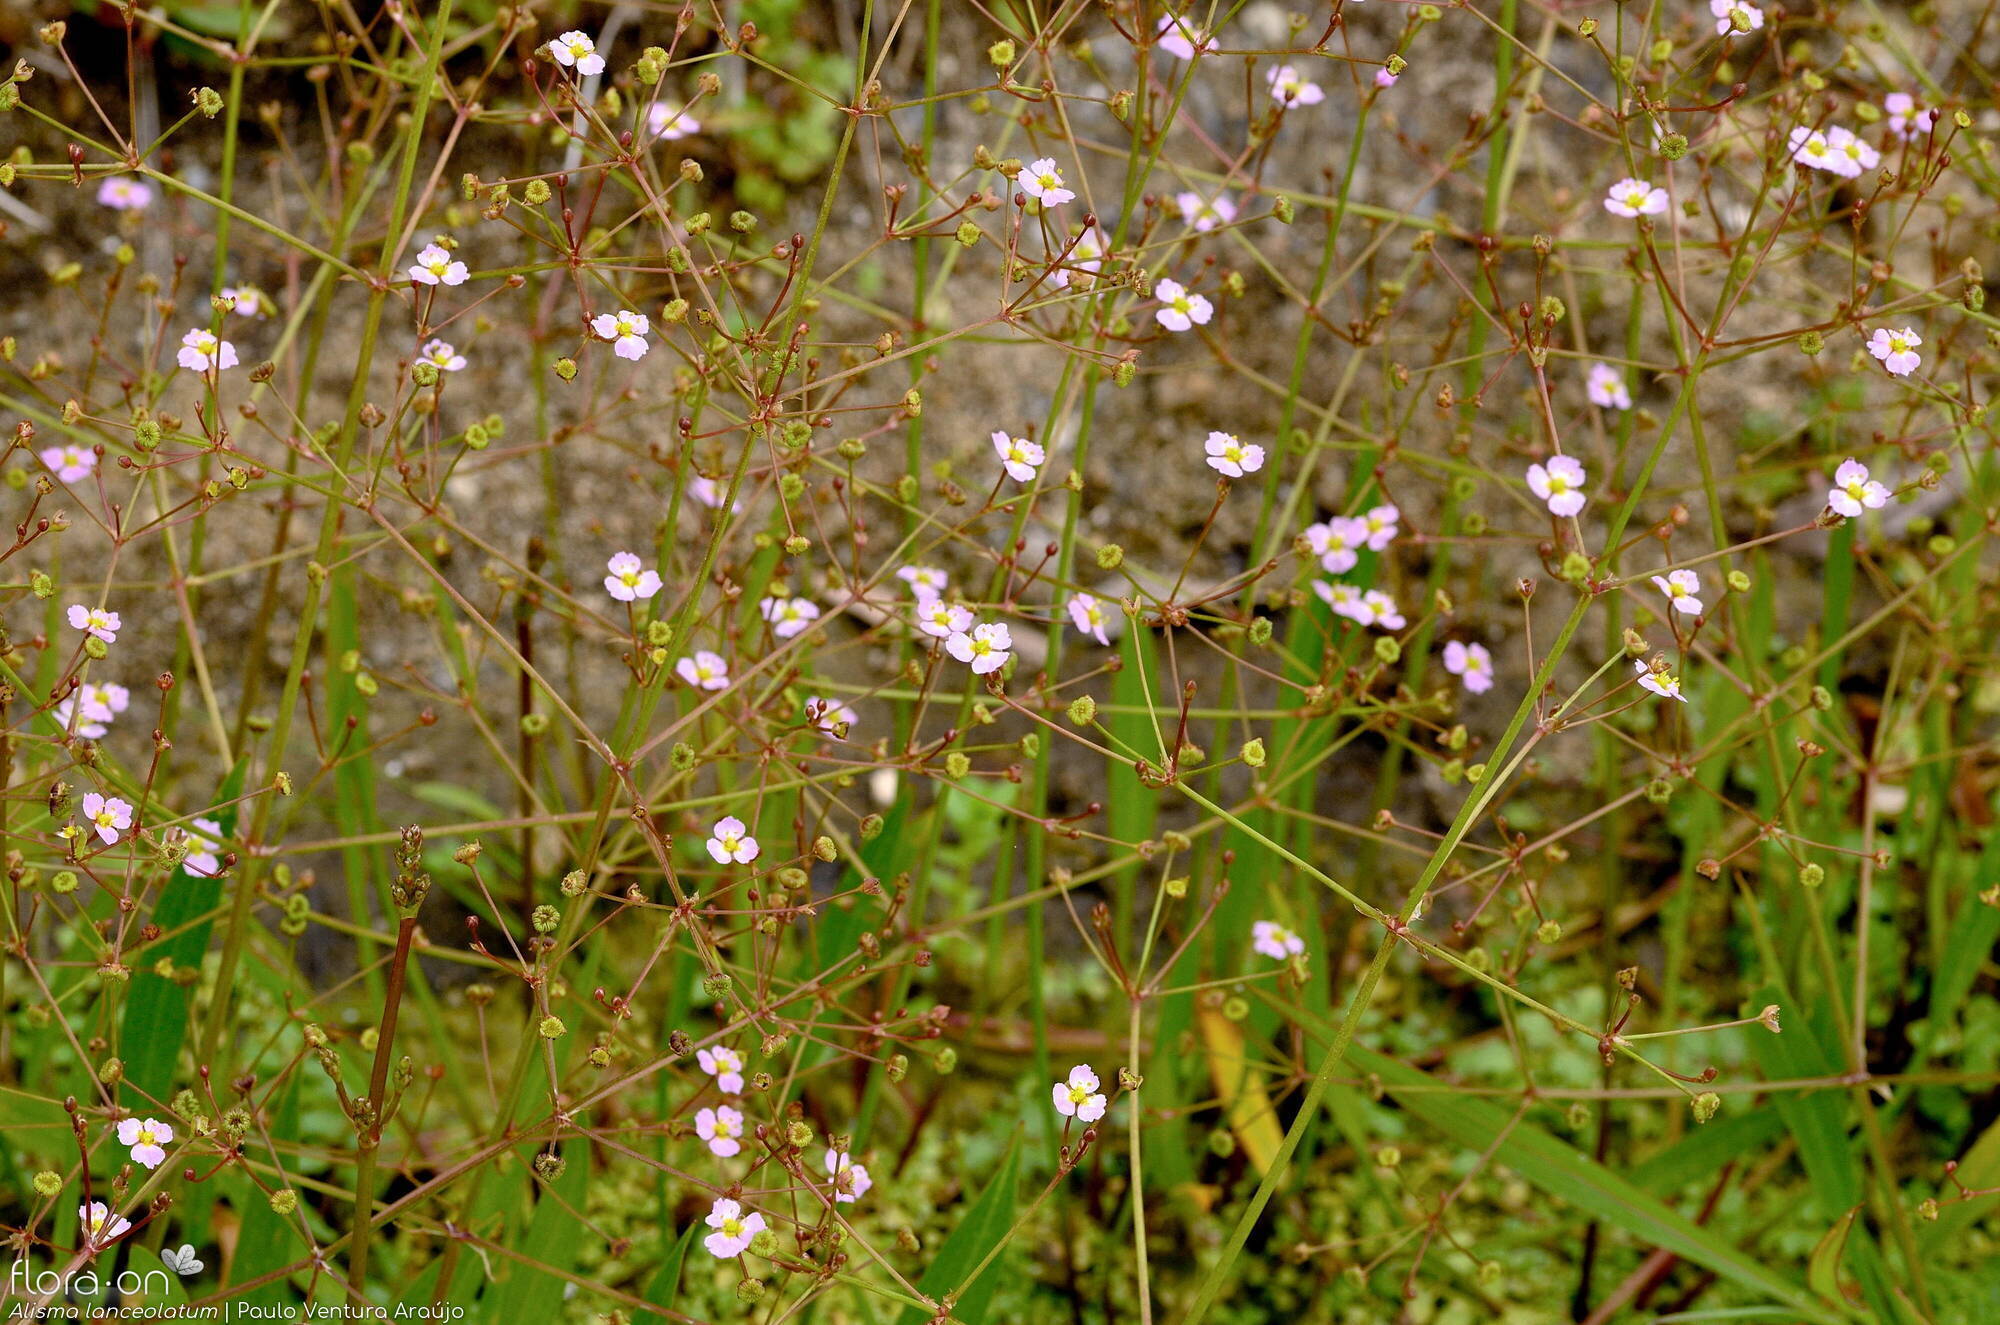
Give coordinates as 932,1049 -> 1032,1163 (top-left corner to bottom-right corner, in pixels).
7,1257 -> 172,1300
161,1243 -> 205,1276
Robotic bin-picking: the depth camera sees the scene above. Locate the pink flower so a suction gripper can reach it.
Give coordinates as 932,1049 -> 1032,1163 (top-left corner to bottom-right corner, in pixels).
1267,65 -> 1325,107
1827,458 -> 1889,518
696,1105 -> 745,1157
1586,362 -> 1631,410
1153,13 -> 1214,60
1251,919 -> 1305,960
175,329 -> 238,374
604,552 -> 663,602
1709,0 -> 1765,36
1651,570 -> 1703,616
1203,431 -> 1264,478
1789,126 -> 1845,174
824,1149 -> 873,1203
647,102 -> 700,140
1176,192 -> 1236,232
96,177 -> 153,211
806,696 -> 857,736
1068,593 -> 1111,646
675,651 -> 729,690
1883,93 -> 1936,141
1374,69 -> 1399,89
420,338 -> 467,372
68,604 -> 122,643
1359,589 -> 1405,631
1313,580 -> 1365,621
1018,157 -> 1075,208
184,816 -> 225,877
40,445 -> 96,484
992,430 -> 1045,483
1359,504 -> 1399,550
759,596 -> 820,639
1052,1064 -> 1107,1121
1526,455 -> 1588,517
689,477 -> 743,512
702,1197 -> 766,1258
1828,126 -> 1880,176
915,595 -> 974,640
1051,225 -> 1108,290
549,30 -> 606,77
705,816 -> 760,864
1443,640 -> 1494,694
82,792 -> 133,845
698,1045 -> 745,1094
79,1202 -> 131,1249
58,680 -> 130,740
408,243 -> 468,287
1304,518 -> 1364,575
1634,659 -> 1688,703
1603,178 -> 1668,218
590,309 -> 650,360
220,286 -> 267,318
1867,326 -> 1921,377
946,622 -> 1013,675
1153,279 -> 1213,332
897,566 -> 948,596
116,1117 -> 174,1170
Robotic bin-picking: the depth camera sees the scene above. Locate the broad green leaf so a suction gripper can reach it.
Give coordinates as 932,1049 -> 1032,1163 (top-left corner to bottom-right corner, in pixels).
484,1141 -> 590,1323
226,1074 -> 303,1305
119,758 -> 248,1106
1807,1207 -> 1859,1305
644,1220 -> 699,1315
897,1132 -> 1021,1325
1344,1042 -> 1848,1323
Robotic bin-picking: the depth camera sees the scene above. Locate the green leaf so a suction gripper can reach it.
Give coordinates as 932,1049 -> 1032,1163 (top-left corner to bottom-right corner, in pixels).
644,1220 -> 699,1315
119,758 -> 248,1106
484,1143 -> 590,1323
225,1074 -> 303,1305
1344,1042 -> 1848,1323
1807,1206 -> 1860,1305
1628,1106 -> 1787,1196
897,1131 -> 1021,1325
